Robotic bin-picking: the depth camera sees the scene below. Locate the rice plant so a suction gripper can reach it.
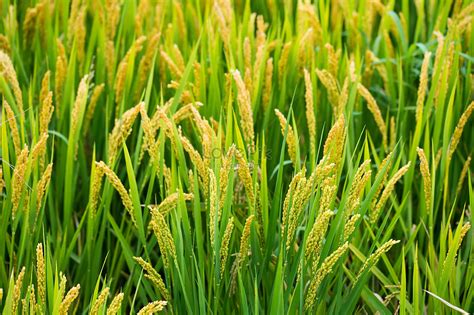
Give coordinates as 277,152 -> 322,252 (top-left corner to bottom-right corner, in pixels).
0,0 -> 472,313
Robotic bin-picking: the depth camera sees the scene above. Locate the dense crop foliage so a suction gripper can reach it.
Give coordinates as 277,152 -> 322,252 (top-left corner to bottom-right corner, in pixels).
0,0 -> 473,313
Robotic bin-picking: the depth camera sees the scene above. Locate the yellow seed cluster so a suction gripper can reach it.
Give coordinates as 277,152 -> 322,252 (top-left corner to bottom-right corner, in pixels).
84,83 -> 105,132
149,192 -> 194,215
355,239 -> 400,282
415,52 -> 431,124
137,300 -> 167,314
36,243 -> 46,307
220,217 -> 234,279
31,132 -> 48,164
416,148 -> 432,213
12,267 -> 26,315
323,115 -> 346,167
304,242 -> 349,311
371,162 -> 411,223
59,284 -> 80,315
55,39 -> 67,111
305,210 -> 334,263
274,109 -> 297,165
346,160 -> 372,216
232,70 -> 255,150
0,50 -> 23,114
209,169 -> 218,251
357,83 -> 387,149
456,156 -> 471,196
133,257 -> 170,300
2,100 -> 21,155
95,161 -> 136,226
447,101 -> 474,163
219,145 -> 236,209
150,210 -> 177,270
304,68 -> 316,159
11,146 -> 29,219
343,214 -> 361,241
234,149 -> 255,206
70,75 -> 89,139
36,163 -> 53,214
91,287 -> 110,315
108,103 -> 143,165
106,292 -> 124,315
316,69 -> 340,115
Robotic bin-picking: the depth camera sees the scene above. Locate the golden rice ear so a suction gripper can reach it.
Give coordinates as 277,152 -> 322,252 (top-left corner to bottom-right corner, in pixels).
231,70 -> 255,151
447,101 -> 474,164
59,284 -> 81,314
357,83 -> 387,149
274,109 -> 297,165
416,148 -> 432,214
137,300 -> 167,314
107,292 -> 125,315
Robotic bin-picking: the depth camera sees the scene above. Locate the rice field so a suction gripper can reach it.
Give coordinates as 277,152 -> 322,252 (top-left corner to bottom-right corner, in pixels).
0,0 -> 473,314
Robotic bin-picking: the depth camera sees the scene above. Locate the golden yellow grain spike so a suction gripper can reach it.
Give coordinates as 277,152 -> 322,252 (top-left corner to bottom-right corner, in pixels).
234,149 -> 255,205
105,0 -> 121,40
90,287 -> 110,315
262,58 -> 274,110
0,44 -> 23,115
456,156 -> 471,196
84,83 -> 105,133
2,100 -> 21,155
415,52 -> 431,124
282,167 -> 306,231
343,214 -> 361,241
441,223 -> 471,274
12,267 -> 26,315
220,217 -> 234,279
137,300 -> 167,314
274,109 -> 297,165
278,41 -> 292,82
304,243 -> 349,311
230,215 -> 255,294
36,243 -> 46,307
357,83 -> 388,149
55,39 -> 67,111
115,36 -> 147,109
11,146 -> 29,219
0,34 -> 11,54
305,210 -> 334,263
36,163 -> 53,214
389,116 -> 396,150
136,32 -> 161,100
355,239 -> 400,282
209,169 -> 219,251
40,90 -> 54,138
148,192 -> 194,216
150,210 -> 177,269
108,102 -> 143,165
323,115 -> 345,168
325,43 -> 341,78
70,75 -> 89,139
106,292 -> 124,315
95,161 -> 136,226
133,257 -> 170,300
371,162 -> 411,223
39,71 -> 50,106
59,284 -> 80,315
316,69 -> 340,115
416,148 -> 432,213
304,68 -> 316,159
219,145 -> 236,208
232,70 -> 255,151
31,132 -> 48,164
346,159 -> 372,216
447,101 -> 474,164
160,49 -> 183,79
